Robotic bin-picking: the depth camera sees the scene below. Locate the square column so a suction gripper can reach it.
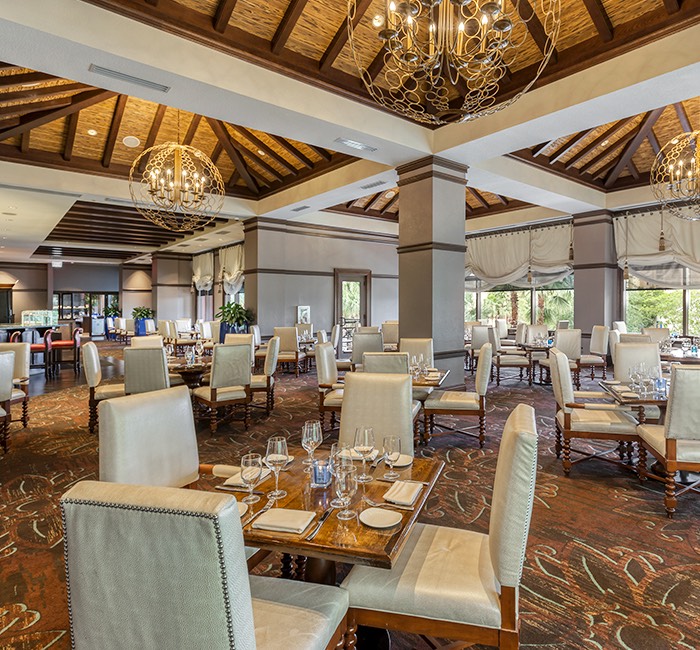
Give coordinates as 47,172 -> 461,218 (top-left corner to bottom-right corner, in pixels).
151,253 -> 194,320
397,157 -> 468,383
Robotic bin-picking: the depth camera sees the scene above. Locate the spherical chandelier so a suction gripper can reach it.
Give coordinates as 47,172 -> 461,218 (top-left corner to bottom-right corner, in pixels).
650,130 -> 700,221
129,142 -> 225,232
348,0 -> 560,125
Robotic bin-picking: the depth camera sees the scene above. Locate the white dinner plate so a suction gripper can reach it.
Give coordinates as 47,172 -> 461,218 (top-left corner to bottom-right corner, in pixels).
340,449 -> 380,462
237,502 -> 249,518
391,454 -> 413,468
621,392 -> 639,399
601,380 -> 621,385
359,507 -> 402,529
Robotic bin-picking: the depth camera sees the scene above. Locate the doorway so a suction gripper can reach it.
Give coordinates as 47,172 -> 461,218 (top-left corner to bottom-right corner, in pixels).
334,269 -> 371,353
0,286 -> 12,323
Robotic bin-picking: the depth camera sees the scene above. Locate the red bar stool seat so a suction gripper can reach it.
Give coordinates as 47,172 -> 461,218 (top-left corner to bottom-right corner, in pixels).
30,330 -> 54,378
51,327 -> 83,375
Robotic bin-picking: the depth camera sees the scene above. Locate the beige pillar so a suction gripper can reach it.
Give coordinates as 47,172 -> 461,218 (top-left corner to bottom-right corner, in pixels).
151,253 -> 194,321
397,157 -> 468,384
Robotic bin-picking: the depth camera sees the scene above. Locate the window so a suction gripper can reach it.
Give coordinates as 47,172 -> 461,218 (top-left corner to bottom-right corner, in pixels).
480,287 -> 532,325
535,276 -> 574,329
464,290 -> 477,321
624,276 -> 684,335
54,292 -> 119,320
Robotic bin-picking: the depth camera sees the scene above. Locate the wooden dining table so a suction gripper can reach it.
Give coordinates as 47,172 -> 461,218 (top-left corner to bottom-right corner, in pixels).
598,381 -> 668,424
412,368 -> 450,387
168,357 -> 211,388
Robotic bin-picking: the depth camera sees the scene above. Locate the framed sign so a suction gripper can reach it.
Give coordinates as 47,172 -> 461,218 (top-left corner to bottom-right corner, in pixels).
297,305 -> 310,324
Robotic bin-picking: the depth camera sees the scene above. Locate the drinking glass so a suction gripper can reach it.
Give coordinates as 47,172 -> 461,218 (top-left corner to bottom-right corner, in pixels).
265,436 -> 288,500
629,364 -> 640,391
353,426 -> 375,483
165,343 -> 174,359
195,339 -> 204,358
682,338 -> 691,354
301,420 -> 323,471
240,453 -> 262,504
329,442 -> 353,507
383,435 -> 401,480
334,465 -> 357,521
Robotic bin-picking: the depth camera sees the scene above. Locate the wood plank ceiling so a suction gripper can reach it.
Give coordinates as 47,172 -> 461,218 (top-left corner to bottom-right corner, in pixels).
510,97 -> 699,190
78,0 -> 700,118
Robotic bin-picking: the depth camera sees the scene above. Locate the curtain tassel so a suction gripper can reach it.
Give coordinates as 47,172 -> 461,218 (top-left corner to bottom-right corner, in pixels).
527,265 -> 533,284
623,259 -> 629,281
568,243 -> 574,261
659,230 -> 666,252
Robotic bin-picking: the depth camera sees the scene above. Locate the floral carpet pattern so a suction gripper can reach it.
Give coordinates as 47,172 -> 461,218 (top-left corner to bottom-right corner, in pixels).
0,344 -> 699,649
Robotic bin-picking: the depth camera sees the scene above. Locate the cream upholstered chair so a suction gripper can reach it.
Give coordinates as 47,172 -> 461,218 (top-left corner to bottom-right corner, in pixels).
612,320 -> 627,333
275,326 -> 306,377
399,337 -> 434,367
0,350 -> 14,453
579,325 -> 609,380
175,318 -> 192,335
200,320 -> 213,341
305,329 -> 327,367
82,342 -> 125,434
224,333 -> 255,362
350,332 -> 383,370
495,318 -> 516,348
316,342 -> 344,431
620,333 -> 651,344
423,342 -> 493,447
61,481 -> 348,648
382,322 -> 399,350
539,329 -> 581,388
339,372 -> 418,455
124,348 -> 170,395
557,320 -> 570,329
0,342 -> 30,428
251,336 -> 279,415
342,403 -> 538,650
124,318 -> 135,341
637,365 -> 700,517
105,317 -> 116,340
130,335 -> 163,348
330,324 -> 341,353
641,327 -> 670,344
550,347 -> 638,475
467,325 -> 490,372
295,322 -> 314,339
362,351 -> 409,374
608,329 -> 620,364
144,318 -> 156,334
250,324 -> 262,347
357,326 -> 379,333
194,343 -> 252,433
489,327 -> 530,386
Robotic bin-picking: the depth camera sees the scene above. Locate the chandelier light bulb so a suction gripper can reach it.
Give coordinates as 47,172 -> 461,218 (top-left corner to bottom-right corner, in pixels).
651,130 -> 700,221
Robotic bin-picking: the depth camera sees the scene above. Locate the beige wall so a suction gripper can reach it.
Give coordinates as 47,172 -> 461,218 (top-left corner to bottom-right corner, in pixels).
0,262 -> 48,321
120,265 -> 152,317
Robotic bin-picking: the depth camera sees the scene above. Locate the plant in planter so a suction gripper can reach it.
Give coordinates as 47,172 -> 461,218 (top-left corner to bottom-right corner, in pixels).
104,304 -> 121,318
131,306 -> 155,336
216,303 -> 254,341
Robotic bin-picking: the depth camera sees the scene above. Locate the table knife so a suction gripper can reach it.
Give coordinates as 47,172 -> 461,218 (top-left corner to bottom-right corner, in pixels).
375,478 -> 430,486
305,507 -> 334,541
215,486 -> 264,495
242,499 -> 274,527
370,453 -> 386,469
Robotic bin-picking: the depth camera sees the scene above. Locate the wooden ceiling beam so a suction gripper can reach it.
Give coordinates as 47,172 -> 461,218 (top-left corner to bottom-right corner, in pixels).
578,125 -> 641,175
48,228 -> 174,244
63,111 -> 79,162
648,129 -> 661,156
565,117 -> 636,169
511,0 -> 558,63
674,101 -> 693,132
628,160 -> 640,180
548,130 -> 592,164
212,124 -> 285,182
265,134 -> 314,168
182,114 -> 201,146
0,96 -> 73,118
102,94 -> 128,168
145,0 -> 159,5
380,193 -> 399,214
0,71 -> 55,89
467,187 -> 489,209
605,108 -> 664,187
306,144 -> 332,162
495,194 -> 509,205
229,125 -> 299,175
206,117 -> 259,194
227,170 -> 241,189
319,0 -> 373,72
367,49 -> 386,81
57,219 -> 178,237
271,0 -> 310,55
365,192 -> 384,211
210,140 -> 224,164
531,140 -> 555,157
0,89 -> 117,142
20,131 -> 30,154
137,103 -> 167,173
213,0 -> 238,33
581,0 -> 613,42
0,62 -> 21,72
0,82 -> 90,105
663,0 -> 681,13
0,117 -> 20,129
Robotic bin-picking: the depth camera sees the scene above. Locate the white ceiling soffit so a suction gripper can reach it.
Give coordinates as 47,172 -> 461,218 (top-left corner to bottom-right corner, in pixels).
466,206 -> 568,234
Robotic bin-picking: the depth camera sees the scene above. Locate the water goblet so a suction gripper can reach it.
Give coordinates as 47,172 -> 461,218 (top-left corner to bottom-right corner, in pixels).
240,453 -> 262,504
301,420 -> 323,471
335,465 -> 358,521
682,338 -> 691,354
165,343 -> 174,359
195,339 -> 204,358
265,436 -> 288,500
329,442 -> 353,507
353,426 -> 375,483
383,435 -> 401,481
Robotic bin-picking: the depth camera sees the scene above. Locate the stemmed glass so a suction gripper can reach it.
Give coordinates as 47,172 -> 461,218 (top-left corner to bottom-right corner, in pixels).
353,426 -> 375,483
329,442 -> 353,508
265,436 -> 288,500
629,364 -> 641,391
195,339 -> 204,358
383,436 -> 401,481
165,343 -> 174,359
240,453 -> 262,504
334,465 -> 358,521
302,420 -> 323,472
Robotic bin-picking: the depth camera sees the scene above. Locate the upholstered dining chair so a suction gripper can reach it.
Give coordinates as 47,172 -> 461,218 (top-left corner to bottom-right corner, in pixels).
274,326 -> 306,377
82,342 -> 125,434
579,325 -> 609,379
224,333 -> 255,362
330,323 -> 341,353
636,365 -> 700,518
251,335 -> 280,415
550,347 -> 638,475
350,332 -> 384,370
124,347 -> 170,395
316,342 -> 344,431
130,334 -> 164,348
341,403 -> 538,650
495,318 -> 516,348
467,325 -> 491,373
194,343 -> 252,433
0,342 -> 31,429
295,321 -> 314,338
538,328 -> 581,388
641,327 -> 670,343
489,327 -> 530,387
338,372 -> 419,455
144,318 -> 157,335
0,350 -> 14,452
61,480 -> 349,650
619,333 -> 652,344
29,328 -> 53,378
423,342 -> 493,447
612,320 -> 628,333
382,322 -> 399,350
357,326 -> 379,333
362,351 -> 409,374
105,317 -> 116,340
305,329 -> 327,368
399,337 -> 434,367
51,326 -> 82,374
557,320 -> 570,329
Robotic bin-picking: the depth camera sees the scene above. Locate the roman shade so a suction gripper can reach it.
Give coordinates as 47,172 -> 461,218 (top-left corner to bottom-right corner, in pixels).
220,244 -> 245,296
192,252 -> 214,292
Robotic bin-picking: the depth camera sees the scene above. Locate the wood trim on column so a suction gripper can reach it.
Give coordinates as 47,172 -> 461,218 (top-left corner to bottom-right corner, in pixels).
434,349 -> 468,360
396,156 -> 469,176
573,262 -> 619,270
397,242 -> 467,254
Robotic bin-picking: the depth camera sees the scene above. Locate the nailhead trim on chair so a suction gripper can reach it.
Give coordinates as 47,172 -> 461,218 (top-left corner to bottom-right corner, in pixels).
60,499 -> 237,649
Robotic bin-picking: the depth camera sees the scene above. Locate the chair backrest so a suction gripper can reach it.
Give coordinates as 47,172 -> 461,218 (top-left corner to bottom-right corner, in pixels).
351,332 -> 384,364
495,318 -> 509,339
175,318 -> 192,334
105,317 -> 114,330
224,334 -> 255,362
131,335 -> 164,349
665,366 -> 700,441
0,350 -> 15,402
553,328 -> 581,361
81,342 -> 102,388
0,342 -> 30,382
274,326 -> 299,353
317,329 -> 328,343
549,348 -> 575,412
316,342 -> 339,387
157,320 -> 168,337
613,343 -> 661,383
165,321 -> 177,339
357,326 -> 379,334
399,338 -> 434,367
124,348 -> 170,394
339,372 -> 414,456
382,322 -> 399,345
115,317 -> 125,330
263,336 -> 280,377
608,329 -> 621,362
362,352 -> 409,374
590,325 -> 610,357
515,322 -> 527,346
487,326 -> 502,354
210,344 -> 251,390
488,403 -> 538,589
620,333 -> 651,344
249,324 -> 261,346
475,343 -> 493,396
641,327 -> 670,344
210,321 -> 221,344
330,324 -> 341,350
295,322 -> 314,338
98,385 -> 199,487
557,320 -> 570,330
471,326 -> 491,350
144,319 -> 156,334
125,319 -> 135,333
60,480 -> 255,650
526,324 -> 548,343
612,320 -> 627,334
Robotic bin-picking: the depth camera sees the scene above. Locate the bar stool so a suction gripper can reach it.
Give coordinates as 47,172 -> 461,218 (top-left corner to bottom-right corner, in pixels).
30,329 -> 54,378
51,327 -> 83,375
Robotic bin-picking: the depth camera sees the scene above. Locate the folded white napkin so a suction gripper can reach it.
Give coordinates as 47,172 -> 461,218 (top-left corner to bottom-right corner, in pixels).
340,448 -> 379,462
220,466 -> 272,488
211,464 -> 239,478
252,508 -> 316,534
425,372 -> 441,380
621,391 -> 639,399
383,481 -> 422,506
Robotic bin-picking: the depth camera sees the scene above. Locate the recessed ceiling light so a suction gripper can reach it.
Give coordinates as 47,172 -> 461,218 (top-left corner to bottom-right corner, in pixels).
601,140 -> 609,146
334,137 -> 378,152
385,190 -> 396,199
122,135 -> 141,148
87,129 -> 98,136
7,205 -> 16,210
372,14 -> 385,28
257,149 -> 266,156
22,82 -> 41,88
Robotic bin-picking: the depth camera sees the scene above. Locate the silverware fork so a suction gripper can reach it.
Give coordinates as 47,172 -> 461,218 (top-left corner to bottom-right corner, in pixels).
364,498 -> 414,512
242,499 -> 274,527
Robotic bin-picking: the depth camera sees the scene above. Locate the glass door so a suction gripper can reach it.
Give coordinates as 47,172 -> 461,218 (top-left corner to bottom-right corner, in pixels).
334,269 -> 371,353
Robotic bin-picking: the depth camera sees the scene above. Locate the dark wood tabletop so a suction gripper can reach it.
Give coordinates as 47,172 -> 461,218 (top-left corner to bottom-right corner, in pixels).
412,369 -> 450,387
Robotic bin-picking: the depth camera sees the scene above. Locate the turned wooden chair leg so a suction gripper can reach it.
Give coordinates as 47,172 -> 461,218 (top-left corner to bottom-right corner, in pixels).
664,470 -> 677,518
89,401 -> 98,435
562,437 -> 572,475
496,365 -> 501,386
423,411 -> 429,445
479,414 -> 486,448
320,411 -> 325,430
344,614 -> 357,649
210,407 -> 218,434
330,410 -> 337,429
637,445 -> 647,482
22,399 -> 29,428
244,404 -> 250,430
555,427 -> 562,459
602,365 -> 607,380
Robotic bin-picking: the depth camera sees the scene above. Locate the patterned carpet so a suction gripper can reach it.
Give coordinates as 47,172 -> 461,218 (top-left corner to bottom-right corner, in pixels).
1,344 -> 699,649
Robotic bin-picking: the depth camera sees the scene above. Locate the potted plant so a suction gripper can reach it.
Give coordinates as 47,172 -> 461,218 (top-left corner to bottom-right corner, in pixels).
132,306 -> 155,336
104,304 -> 120,318
216,303 -> 254,341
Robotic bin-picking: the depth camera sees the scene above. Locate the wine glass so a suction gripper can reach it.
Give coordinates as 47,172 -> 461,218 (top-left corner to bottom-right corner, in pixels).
629,364 -> 640,391
682,338 -> 691,354
195,339 -> 204,358
302,420 -> 323,471
240,453 -> 262,504
383,435 -> 401,480
265,436 -> 288,500
329,442 -> 353,508
165,343 -> 174,359
334,465 -> 357,521
353,426 -> 375,483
